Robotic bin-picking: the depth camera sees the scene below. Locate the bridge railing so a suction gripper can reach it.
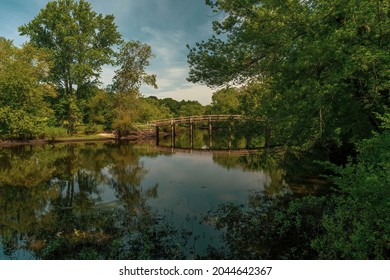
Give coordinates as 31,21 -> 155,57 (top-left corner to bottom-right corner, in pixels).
150,115 -> 242,126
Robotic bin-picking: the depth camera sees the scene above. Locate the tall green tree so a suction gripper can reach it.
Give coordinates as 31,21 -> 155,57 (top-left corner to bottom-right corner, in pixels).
188,0 -> 390,151
19,0 -> 121,96
19,0 -> 122,131
110,40 -> 158,135
112,40 -> 157,93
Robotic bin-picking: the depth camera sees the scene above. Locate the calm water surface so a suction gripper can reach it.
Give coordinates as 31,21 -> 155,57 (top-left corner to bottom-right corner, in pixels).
0,139 -> 320,259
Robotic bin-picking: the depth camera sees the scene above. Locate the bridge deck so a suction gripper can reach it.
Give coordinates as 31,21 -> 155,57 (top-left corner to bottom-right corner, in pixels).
150,115 -> 242,126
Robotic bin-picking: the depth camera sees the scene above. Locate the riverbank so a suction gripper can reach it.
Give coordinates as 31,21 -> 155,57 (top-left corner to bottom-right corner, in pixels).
0,133 -> 117,147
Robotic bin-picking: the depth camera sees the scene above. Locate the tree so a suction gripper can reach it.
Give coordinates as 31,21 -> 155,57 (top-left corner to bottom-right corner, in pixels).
159,98 -> 182,117
111,93 -> 140,138
188,0 -> 390,151
136,97 -> 172,123
178,101 -> 205,117
19,0 -> 122,131
0,37 -> 54,137
109,40 -> 158,135
112,41 -> 157,93
86,88 -> 115,130
209,87 -> 241,115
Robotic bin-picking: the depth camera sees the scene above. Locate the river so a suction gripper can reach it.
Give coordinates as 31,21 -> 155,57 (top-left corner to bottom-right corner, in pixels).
0,132 -> 327,259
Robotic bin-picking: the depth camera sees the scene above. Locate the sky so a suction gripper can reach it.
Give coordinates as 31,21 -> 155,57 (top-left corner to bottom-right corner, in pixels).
0,0 -> 218,104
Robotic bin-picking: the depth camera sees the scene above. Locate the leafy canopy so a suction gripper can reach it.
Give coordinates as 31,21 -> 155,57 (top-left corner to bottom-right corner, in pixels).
19,0 -> 122,96
188,0 -> 390,149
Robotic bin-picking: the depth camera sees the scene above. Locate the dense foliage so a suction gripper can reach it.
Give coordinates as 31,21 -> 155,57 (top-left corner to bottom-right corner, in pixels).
313,117 -> 390,259
188,0 -> 389,152
0,38 -> 55,137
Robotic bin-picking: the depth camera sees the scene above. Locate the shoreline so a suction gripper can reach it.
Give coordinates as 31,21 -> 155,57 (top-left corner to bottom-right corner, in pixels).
0,133 -> 117,147
0,132 -> 160,147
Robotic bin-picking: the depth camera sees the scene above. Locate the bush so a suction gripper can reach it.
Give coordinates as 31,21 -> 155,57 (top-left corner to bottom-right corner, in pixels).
84,124 -> 104,135
40,126 -> 68,140
312,128 -> 390,259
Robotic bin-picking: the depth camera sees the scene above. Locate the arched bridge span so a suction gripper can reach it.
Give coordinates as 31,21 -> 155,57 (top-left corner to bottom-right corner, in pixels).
149,115 -> 262,149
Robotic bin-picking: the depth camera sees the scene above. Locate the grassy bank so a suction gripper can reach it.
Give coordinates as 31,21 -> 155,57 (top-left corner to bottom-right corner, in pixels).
0,133 -> 116,147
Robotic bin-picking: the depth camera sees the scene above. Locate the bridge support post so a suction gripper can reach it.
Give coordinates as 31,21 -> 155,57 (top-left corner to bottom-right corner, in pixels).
209,116 -> 213,149
170,120 -> 176,148
264,123 -> 271,149
245,134 -> 251,149
208,117 -> 212,149
189,118 -> 194,149
228,125 -> 232,150
155,126 -> 160,146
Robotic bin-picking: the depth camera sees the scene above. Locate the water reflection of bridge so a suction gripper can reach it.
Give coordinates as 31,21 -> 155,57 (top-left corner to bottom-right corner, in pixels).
149,115 -> 244,149
154,146 -> 260,156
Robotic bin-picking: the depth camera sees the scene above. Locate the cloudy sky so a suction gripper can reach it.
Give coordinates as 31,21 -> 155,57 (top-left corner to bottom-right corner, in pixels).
0,0 -> 218,104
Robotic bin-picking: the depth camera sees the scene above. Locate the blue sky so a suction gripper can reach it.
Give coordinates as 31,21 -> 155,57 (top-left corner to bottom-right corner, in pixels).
0,0 -> 217,104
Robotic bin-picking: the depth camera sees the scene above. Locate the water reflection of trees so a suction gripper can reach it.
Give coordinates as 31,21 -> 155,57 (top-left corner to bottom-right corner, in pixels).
202,191 -> 329,260
107,144 -> 158,216
212,151 -> 291,196
206,151 -> 331,260
0,143 -> 189,259
0,143 -> 329,260
0,146 -> 57,187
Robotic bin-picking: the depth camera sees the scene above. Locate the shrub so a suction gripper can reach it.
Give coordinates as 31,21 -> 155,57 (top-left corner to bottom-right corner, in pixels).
40,126 -> 68,140
84,124 -> 104,135
312,128 -> 390,259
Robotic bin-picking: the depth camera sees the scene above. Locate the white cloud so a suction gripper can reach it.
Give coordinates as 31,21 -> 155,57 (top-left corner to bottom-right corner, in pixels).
140,26 -> 185,62
166,67 -> 188,76
146,85 -> 214,105
150,66 -> 188,91
100,65 -> 116,87
140,26 -> 158,37
153,78 -> 172,89
153,46 -> 177,63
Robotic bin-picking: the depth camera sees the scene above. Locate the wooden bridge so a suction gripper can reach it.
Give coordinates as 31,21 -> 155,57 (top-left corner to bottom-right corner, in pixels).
148,114 -> 261,149
120,114 -> 272,149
